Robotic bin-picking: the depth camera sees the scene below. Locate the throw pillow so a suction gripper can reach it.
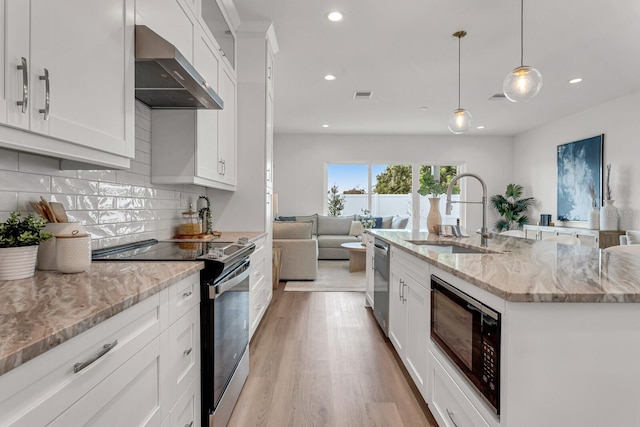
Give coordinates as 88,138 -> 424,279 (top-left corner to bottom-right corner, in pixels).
295,214 -> 318,235
348,221 -> 365,236
391,215 -> 409,229
627,230 -> 640,245
380,216 -> 393,229
372,217 -> 383,228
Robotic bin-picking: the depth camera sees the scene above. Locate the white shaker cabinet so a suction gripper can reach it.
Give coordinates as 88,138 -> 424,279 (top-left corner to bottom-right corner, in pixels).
0,0 -> 135,168
217,62 -> 237,186
388,247 -> 430,402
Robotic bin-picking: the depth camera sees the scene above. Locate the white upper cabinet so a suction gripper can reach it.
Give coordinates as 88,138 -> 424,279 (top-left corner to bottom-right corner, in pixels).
217,63 -> 236,185
0,0 -> 135,168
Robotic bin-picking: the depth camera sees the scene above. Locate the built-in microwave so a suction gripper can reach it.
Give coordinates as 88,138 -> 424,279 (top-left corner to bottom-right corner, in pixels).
430,275 -> 501,414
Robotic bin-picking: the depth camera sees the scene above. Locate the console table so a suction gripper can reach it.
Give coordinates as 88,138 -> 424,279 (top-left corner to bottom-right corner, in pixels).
523,225 -> 624,249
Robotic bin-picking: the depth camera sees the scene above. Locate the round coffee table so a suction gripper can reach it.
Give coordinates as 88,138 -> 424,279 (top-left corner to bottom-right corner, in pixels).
340,242 -> 367,272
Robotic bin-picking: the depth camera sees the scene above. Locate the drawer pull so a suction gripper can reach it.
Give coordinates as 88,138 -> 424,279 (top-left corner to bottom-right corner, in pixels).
184,422 -> 194,427
183,291 -> 193,298
184,347 -> 193,356
74,339 -> 118,373
446,408 -> 459,427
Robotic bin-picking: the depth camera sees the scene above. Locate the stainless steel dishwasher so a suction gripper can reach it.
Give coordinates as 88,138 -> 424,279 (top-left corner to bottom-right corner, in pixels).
373,238 -> 389,336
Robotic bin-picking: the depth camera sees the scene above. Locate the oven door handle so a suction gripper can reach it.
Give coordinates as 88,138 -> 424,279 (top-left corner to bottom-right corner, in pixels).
210,263 -> 251,300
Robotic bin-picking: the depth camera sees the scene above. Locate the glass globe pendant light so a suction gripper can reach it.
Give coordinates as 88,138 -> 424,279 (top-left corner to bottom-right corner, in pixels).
503,0 -> 542,102
448,31 -> 472,134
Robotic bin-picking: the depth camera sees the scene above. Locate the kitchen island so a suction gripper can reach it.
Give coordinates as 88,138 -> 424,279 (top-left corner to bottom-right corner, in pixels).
368,229 -> 640,427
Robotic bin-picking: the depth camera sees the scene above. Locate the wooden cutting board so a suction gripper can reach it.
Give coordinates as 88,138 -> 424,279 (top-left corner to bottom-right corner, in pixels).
171,234 -> 216,241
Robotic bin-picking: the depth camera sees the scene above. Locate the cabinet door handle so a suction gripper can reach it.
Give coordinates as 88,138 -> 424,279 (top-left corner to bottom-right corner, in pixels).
184,422 -> 194,427
267,66 -> 272,79
16,57 -> 28,113
39,68 -> 50,120
399,279 -> 404,301
183,291 -> 193,298
446,408 -> 459,427
223,159 -> 226,175
184,347 -> 193,356
74,339 -> 118,373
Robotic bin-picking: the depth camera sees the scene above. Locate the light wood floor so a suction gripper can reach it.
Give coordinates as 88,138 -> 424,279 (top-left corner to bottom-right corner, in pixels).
228,287 -> 438,427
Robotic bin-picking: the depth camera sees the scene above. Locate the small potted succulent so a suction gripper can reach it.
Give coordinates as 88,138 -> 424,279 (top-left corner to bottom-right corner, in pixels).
0,212 -> 53,280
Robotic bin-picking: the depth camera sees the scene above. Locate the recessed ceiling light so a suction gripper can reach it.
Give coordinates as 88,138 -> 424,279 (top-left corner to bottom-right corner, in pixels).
419,106 -> 429,110
569,78 -> 583,84
477,125 -> 485,129
324,74 -> 336,81
327,11 -> 344,22
322,124 -> 330,128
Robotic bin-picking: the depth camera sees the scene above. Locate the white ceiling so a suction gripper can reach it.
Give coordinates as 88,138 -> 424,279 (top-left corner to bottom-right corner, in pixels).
233,0 -> 640,136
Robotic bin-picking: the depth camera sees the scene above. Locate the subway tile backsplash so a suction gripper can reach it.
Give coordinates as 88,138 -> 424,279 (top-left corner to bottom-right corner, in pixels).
0,102 -> 207,249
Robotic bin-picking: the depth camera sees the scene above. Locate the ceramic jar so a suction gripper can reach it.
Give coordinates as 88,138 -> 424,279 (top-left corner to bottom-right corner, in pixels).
427,197 -> 442,234
37,223 -> 86,270
600,200 -> 619,231
56,231 -> 92,273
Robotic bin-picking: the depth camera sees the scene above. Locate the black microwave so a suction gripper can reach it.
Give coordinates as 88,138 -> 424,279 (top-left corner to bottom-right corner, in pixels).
430,275 -> 501,414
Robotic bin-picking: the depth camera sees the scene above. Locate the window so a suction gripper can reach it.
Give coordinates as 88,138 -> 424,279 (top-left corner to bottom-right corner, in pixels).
326,162 -> 463,229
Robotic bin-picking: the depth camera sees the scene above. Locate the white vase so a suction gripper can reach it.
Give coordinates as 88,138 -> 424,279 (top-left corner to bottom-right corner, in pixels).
427,197 -> 442,234
600,200 -> 619,231
0,246 -> 38,280
587,208 -> 599,230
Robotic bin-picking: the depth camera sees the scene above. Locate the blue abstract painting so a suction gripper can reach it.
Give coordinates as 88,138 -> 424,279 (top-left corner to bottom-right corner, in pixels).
557,135 -> 603,221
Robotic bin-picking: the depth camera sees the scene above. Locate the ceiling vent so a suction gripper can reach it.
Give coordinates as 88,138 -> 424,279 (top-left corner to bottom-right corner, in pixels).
489,93 -> 507,101
353,91 -> 373,100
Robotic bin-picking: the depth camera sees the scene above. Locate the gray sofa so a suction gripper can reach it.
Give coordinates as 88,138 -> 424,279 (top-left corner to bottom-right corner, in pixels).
275,213 -> 409,260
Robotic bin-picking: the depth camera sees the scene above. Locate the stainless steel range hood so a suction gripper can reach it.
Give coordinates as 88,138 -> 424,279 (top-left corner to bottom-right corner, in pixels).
135,25 -> 224,110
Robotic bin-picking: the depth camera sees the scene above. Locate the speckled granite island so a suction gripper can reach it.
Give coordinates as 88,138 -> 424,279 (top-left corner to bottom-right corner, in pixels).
370,229 -> 640,302
0,261 -> 203,376
368,229 -> 640,427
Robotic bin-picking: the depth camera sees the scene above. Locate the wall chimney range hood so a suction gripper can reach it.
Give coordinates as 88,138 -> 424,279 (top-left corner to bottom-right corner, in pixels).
135,25 -> 224,110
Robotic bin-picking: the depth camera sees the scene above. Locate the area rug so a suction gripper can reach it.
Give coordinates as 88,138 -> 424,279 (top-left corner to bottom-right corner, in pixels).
284,260 -> 365,292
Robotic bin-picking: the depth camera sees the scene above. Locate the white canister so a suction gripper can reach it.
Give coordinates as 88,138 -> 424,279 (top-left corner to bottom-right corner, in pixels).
37,223 -> 86,270
56,231 -> 92,273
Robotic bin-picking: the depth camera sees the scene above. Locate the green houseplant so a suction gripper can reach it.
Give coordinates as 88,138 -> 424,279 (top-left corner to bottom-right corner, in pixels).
0,212 -> 53,280
490,184 -> 535,232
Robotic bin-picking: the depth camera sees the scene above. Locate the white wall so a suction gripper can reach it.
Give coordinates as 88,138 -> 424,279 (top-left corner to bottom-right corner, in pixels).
273,134 -> 514,233
514,90 -> 640,230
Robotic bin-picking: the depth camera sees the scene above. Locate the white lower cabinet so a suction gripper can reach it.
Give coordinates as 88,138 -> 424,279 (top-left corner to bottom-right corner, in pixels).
430,351 -> 490,427
249,236 -> 271,339
0,272 -> 201,427
388,247 -> 430,401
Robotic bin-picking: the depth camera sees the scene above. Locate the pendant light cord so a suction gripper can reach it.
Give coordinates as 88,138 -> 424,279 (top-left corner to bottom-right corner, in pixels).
520,0 -> 524,67
458,34 -> 461,109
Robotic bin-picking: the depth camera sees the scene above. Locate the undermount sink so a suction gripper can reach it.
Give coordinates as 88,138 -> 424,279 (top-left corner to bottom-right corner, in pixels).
406,240 -> 498,254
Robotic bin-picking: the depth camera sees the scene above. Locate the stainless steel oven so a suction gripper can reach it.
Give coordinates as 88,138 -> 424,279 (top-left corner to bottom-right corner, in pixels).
431,275 -> 501,414
201,258 -> 251,427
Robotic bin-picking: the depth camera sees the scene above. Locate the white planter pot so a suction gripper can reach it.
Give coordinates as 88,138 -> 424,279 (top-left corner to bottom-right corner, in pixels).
0,246 -> 38,280
600,200 -> 619,231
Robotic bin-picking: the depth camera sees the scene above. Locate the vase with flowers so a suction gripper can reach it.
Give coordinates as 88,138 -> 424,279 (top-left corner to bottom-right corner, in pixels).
418,172 -> 460,233
600,164 -> 619,230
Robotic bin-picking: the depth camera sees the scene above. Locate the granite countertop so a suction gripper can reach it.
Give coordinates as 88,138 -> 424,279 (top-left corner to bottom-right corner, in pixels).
369,229 -> 640,303
0,261 -> 204,376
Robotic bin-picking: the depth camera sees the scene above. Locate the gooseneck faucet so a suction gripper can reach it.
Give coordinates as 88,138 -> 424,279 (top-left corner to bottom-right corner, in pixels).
446,173 -> 490,247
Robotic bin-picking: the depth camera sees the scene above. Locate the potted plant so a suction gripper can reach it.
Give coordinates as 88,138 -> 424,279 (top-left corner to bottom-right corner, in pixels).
490,184 -> 535,232
417,172 -> 460,233
0,212 -> 53,280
